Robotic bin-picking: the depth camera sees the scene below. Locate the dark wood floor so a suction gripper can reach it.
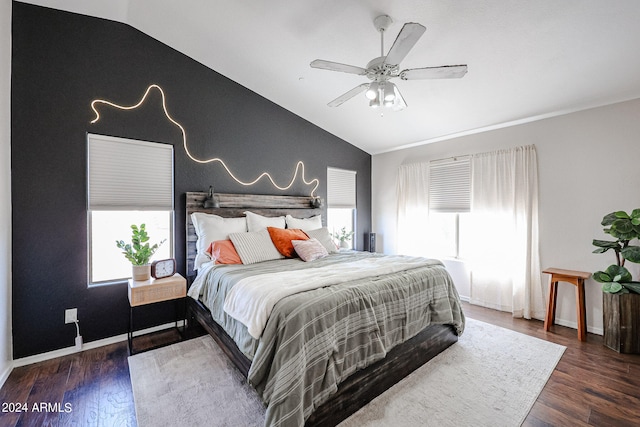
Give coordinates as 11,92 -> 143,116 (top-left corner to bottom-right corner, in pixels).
1,303 -> 639,426
464,304 -> 640,427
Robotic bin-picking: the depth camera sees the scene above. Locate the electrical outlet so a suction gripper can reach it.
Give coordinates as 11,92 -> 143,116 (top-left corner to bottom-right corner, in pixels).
65,308 -> 77,324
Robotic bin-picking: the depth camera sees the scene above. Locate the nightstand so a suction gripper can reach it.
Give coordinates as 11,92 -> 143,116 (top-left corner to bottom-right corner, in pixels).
127,273 -> 187,355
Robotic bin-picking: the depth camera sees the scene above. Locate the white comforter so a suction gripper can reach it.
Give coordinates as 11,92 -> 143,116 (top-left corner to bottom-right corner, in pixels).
223,254 -> 428,339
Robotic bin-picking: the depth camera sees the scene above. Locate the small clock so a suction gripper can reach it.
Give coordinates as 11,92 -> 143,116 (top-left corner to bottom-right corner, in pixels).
151,258 -> 177,279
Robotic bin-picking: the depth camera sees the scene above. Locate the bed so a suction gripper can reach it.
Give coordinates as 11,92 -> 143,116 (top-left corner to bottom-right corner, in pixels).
184,191 -> 465,427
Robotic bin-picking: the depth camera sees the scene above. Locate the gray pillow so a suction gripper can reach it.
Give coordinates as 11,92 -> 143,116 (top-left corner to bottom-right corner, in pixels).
304,228 -> 339,253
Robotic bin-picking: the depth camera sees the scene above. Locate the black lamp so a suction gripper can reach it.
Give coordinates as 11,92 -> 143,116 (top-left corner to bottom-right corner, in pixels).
203,186 -> 220,208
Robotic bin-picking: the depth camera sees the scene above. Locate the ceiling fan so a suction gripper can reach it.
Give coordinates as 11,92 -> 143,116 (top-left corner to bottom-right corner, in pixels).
310,15 -> 467,111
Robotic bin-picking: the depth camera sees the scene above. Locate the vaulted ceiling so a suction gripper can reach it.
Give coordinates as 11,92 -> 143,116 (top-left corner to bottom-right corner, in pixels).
21,0 -> 640,154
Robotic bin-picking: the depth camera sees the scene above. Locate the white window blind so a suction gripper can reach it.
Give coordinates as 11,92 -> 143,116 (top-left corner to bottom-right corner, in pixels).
87,134 -> 174,210
429,156 -> 470,213
327,167 -> 357,209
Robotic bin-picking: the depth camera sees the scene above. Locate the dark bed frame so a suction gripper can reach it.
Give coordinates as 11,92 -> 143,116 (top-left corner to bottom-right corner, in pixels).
185,191 -> 458,426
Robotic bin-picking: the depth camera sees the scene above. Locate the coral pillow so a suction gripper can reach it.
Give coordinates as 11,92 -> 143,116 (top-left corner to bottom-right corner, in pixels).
206,240 -> 242,264
267,227 -> 309,258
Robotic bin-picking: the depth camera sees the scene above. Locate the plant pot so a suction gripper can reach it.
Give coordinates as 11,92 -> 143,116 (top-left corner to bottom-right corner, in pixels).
340,241 -> 350,249
603,292 -> 640,354
132,264 -> 151,281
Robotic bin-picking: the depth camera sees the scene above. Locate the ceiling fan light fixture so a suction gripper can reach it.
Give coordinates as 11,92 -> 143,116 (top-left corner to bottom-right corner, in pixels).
392,85 -> 407,111
365,82 -> 379,100
383,82 -> 396,102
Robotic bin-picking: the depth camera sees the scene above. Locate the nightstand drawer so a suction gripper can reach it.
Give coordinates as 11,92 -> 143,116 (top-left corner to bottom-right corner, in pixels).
128,274 -> 186,307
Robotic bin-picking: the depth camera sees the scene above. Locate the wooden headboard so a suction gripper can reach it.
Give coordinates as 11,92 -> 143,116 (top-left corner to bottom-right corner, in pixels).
185,192 -> 324,277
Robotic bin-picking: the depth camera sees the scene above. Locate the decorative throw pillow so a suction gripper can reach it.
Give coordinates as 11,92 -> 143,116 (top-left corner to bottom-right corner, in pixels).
304,227 -> 339,253
229,229 -> 284,264
206,240 -> 242,265
267,227 -> 309,258
244,211 -> 286,231
191,213 -> 247,269
292,238 -> 329,262
285,214 -> 322,231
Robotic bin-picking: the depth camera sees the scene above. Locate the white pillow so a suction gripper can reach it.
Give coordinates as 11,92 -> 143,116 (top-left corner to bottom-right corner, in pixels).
292,238 -> 329,262
191,213 -> 247,269
244,211 -> 285,231
304,227 -> 339,253
229,229 -> 285,264
285,214 -> 322,231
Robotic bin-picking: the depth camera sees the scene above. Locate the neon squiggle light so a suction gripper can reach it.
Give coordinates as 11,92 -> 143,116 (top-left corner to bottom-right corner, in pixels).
90,84 -> 320,197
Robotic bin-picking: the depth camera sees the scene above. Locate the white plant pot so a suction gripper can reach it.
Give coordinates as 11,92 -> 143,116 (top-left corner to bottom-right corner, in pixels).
132,264 -> 151,281
340,241 -> 350,249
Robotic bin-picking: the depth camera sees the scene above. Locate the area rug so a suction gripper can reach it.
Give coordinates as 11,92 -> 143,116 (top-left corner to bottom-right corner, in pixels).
128,318 -> 565,427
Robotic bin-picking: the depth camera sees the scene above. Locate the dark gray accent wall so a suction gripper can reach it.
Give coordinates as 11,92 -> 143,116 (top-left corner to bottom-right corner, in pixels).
11,2 -> 371,358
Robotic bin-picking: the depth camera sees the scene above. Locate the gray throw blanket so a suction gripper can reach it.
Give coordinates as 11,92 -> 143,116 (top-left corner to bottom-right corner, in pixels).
191,252 -> 465,426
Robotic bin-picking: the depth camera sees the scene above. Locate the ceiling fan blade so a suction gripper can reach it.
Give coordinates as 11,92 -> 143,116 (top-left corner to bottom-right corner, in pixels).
327,83 -> 370,107
310,59 -> 368,75
392,85 -> 407,111
384,23 -> 426,66
400,65 -> 468,80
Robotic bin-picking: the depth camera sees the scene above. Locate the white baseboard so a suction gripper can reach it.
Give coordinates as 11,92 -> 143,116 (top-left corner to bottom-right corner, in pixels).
553,317 -> 603,336
12,321 -> 184,368
462,300 -> 604,336
0,362 -> 12,389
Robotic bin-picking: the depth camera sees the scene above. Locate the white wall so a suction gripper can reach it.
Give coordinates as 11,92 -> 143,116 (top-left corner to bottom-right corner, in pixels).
372,98 -> 640,334
0,0 -> 13,384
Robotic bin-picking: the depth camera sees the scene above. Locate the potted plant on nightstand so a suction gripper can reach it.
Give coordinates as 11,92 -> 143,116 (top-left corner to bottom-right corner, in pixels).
592,209 -> 640,353
116,224 -> 165,281
333,227 -> 355,249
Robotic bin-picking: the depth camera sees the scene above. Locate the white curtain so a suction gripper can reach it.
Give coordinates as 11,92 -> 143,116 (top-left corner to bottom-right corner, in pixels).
397,163 -> 429,256
467,145 -> 544,319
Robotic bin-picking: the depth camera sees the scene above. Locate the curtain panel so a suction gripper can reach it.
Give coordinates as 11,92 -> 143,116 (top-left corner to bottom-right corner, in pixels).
396,163 -> 429,256
395,145 -> 544,319
468,145 -> 544,319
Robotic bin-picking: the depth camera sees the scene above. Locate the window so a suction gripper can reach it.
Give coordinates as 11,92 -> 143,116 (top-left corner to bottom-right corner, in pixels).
327,167 -> 356,249
87,134 -> 174,285
428,157 -> 470,214
426,157 -> 470,259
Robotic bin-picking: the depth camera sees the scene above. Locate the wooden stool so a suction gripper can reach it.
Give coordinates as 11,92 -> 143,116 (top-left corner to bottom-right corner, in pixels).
543,268 -> 591,341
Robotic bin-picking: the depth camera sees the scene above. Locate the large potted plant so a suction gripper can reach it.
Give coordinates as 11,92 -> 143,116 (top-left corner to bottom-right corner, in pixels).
116,224 -> 165,281
592,210 -> 640,353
